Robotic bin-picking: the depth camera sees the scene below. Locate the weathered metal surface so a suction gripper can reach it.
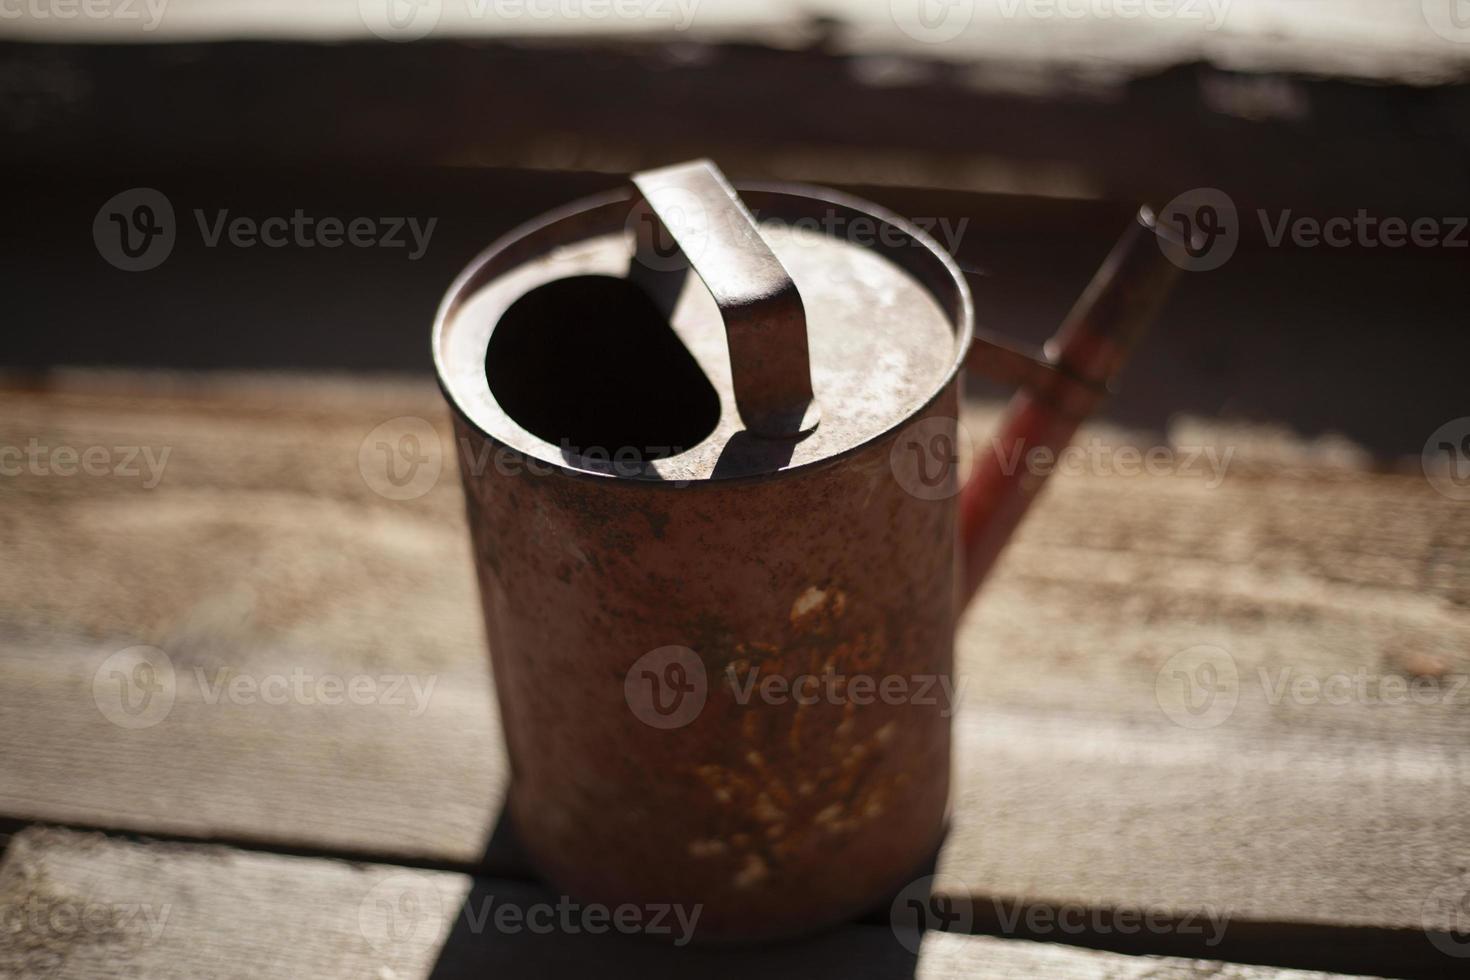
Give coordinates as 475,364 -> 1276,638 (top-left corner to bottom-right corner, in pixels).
453,394 -> 958,939
436,167 -> 971,939
435,164 -> 1173,941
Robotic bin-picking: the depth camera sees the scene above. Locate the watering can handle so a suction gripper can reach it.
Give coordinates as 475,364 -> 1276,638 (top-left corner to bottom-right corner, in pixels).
956,207 -> 1185,606
631,160 -> 821,439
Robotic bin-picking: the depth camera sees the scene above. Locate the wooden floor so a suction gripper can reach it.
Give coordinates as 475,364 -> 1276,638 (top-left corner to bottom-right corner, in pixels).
0,373 -> 1466,978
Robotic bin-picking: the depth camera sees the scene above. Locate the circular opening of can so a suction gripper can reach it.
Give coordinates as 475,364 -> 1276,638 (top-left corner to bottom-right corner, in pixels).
484,274 -> 721,464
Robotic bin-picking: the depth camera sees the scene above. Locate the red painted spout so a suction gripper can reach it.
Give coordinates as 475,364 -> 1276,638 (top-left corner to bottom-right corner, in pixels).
958,208 -> 1183,607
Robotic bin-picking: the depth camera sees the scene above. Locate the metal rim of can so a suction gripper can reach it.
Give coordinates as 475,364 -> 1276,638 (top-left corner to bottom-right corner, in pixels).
432,181 -> 977,488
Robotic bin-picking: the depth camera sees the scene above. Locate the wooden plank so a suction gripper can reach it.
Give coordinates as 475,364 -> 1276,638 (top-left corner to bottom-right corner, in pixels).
1,374 -> 1467,967
943,415 -> 1470,935
1,0 -> 1464,85
0,376 -> 510,868
7,41 -> 1469,218
915,931 -> 1362,980
0,827 -> 1370,979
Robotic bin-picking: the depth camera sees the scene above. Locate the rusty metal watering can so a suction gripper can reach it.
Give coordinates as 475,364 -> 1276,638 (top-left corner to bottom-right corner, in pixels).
433,160 -> 1178,940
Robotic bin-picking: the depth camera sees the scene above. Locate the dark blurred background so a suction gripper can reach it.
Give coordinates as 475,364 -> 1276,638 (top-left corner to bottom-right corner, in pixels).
3,0 -> 1467,456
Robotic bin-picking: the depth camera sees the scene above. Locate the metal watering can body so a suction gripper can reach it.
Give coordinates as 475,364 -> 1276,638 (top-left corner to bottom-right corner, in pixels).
433,161 -> 1177,940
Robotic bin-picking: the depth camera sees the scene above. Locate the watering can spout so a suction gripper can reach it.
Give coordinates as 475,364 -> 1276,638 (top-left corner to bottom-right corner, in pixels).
958,207 -> 1182,607
436,168 -> 1184,939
